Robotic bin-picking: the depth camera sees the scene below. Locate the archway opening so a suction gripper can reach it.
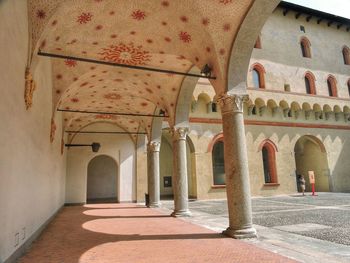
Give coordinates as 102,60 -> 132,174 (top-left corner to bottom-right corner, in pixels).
159,131 -> 197,200
87,155 -> 118,203
294,136 -> 330,192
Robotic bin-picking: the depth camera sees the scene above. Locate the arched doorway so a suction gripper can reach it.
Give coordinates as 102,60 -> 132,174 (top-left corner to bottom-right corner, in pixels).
294,136 -> 330,192
87,155 -> 118,203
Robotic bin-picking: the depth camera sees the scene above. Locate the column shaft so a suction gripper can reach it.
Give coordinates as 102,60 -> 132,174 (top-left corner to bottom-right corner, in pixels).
218,94 -> 257,238
171,127 -> 191,217
147,141 -> 160,207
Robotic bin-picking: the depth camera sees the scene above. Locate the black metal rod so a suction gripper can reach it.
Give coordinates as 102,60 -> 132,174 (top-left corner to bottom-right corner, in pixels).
65,144 -> 92,147
66,131 -> 146,135
38,51 -> 216,80
57,108 -> 167,118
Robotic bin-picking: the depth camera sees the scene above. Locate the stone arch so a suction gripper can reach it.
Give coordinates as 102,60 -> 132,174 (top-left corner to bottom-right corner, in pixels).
173,67 -> 201,128
87,154 -> 119,202
294,135 -> 330,192
207,133 -> 224,153
258,139 -> 278,152
227,0 -> 280,93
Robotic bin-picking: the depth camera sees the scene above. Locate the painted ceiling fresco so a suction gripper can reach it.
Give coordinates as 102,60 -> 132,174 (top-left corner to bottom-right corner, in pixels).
28,0 -> 253,141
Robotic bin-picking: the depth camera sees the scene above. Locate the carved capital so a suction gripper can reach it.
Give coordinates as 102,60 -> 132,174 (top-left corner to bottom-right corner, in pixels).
148,141 -> 161,152
172,127 -> 188,141
216,94 -> 249,114
24,67 -> 36,110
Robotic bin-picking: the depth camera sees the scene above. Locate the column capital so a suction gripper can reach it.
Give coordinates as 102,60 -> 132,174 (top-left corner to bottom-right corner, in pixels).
217,94 -> 249,114
171,127 -> 188,141
148,141 -> 161,152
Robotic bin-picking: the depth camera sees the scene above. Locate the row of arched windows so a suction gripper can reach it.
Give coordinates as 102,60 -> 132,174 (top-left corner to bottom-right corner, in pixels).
300,37 -> 350,66
255,35 -> 350,65
211,138 -> 278,186
251,63 -> 350,98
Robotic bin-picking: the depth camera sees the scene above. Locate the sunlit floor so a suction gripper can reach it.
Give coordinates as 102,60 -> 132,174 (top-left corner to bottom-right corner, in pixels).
19,203 -> 295,263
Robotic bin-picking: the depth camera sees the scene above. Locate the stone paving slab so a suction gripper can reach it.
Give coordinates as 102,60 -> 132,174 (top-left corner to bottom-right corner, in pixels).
19,203 -> 296,263
273,223 -> 332,232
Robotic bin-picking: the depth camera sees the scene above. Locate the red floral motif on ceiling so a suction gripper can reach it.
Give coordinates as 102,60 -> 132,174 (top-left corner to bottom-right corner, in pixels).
65,59 -> 77,67
104,93 -> 122,100
95,114 -> 116,120
77,12 -> 93,24
99,43 -> 151,65
131,10 -> 146,20
179,31 -> 191,43
36,10 -> 46,19
219,0 -> 233,4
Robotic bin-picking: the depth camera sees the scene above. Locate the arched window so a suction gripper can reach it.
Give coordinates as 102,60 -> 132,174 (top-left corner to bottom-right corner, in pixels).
212,140 -> 225,185
343,46 -> 350,65
327,75 -> 338,97
251,63 -> 265,89
304,72 -> 316,95
300,37 -> 311,58
254,35 -> 262,49
259,140 -> 278,184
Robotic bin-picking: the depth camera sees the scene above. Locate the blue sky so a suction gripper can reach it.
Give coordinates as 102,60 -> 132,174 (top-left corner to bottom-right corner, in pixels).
285,0 -> 350,19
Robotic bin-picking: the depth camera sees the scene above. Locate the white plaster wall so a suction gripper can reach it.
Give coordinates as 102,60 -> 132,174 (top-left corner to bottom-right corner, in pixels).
65,123 -> 136,203
0,1 -> 66,261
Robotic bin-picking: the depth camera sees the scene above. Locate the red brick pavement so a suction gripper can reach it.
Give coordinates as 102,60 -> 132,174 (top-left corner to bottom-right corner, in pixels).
19,203 -> 297,263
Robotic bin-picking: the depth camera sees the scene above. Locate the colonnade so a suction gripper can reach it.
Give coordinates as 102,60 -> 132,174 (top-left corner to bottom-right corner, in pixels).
147,94 -> 257,239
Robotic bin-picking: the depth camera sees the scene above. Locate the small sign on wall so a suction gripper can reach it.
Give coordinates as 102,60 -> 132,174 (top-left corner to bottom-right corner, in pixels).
308,171 -> 315,184
164,176 -> 172,187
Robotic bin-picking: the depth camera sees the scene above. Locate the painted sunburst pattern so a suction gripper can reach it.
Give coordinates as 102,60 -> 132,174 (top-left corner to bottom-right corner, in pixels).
29,0 -> 259,141
99,43 -> 151,65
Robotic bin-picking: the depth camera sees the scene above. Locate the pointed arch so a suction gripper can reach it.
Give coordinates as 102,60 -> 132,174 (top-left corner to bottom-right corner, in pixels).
327,75 -> 338,97
250,63 -> 266,89
304,71 -> 316,95
342,45 -> 350,65
259,139 -> 278,184
300,36 -> 312,58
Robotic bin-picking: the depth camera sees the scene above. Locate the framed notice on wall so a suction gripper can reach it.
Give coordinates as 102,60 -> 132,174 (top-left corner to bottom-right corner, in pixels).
164,176 -> 172,187
308,171 -> 315,184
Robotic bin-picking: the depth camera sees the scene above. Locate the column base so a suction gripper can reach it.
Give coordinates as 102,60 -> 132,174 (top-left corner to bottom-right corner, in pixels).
222,227 -> 257,239
171,210 -> 191,217
147,202 -> 161,208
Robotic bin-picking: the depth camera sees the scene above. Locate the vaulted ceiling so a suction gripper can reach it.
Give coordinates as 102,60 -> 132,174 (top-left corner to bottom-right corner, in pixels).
27,0 -> 274,142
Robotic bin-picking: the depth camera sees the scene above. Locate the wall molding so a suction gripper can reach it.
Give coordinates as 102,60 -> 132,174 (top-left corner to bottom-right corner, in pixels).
189,117 -> 350,130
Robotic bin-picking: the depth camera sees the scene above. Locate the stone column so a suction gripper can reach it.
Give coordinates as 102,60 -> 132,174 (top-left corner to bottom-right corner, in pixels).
171,127 -> 191,217
147,141 -> 161,207
217,93 -> 257,239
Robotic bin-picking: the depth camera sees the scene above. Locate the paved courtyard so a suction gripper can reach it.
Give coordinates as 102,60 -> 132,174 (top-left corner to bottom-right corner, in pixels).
161,192 -> 350,263
19,203 -> 295,263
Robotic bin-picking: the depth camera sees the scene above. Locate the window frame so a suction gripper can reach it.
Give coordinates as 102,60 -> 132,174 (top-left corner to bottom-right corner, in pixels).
250,63 -> 266,89
259,140 -> 278,185
343,46 -> 350,65
304,71 -> 316,95
327,75 -> 338,97
300,37 -> 312,58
